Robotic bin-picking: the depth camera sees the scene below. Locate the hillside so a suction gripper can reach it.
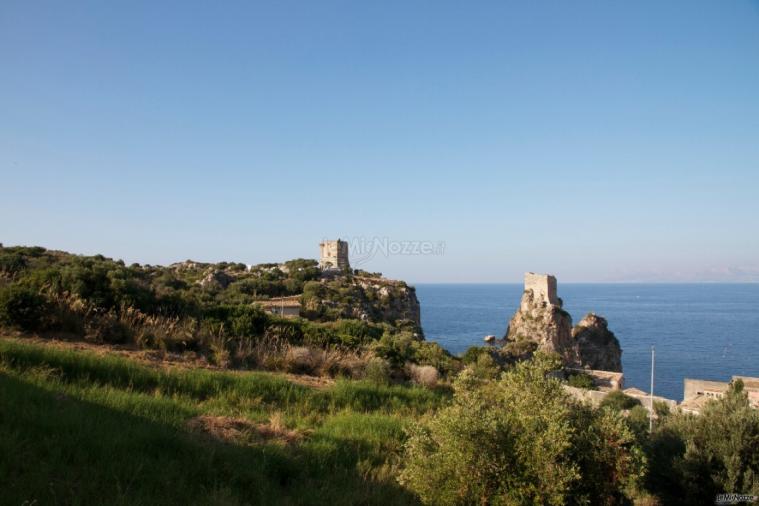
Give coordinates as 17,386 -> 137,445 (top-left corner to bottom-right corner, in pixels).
0,245 -> 452,381
0,337 -> 444,505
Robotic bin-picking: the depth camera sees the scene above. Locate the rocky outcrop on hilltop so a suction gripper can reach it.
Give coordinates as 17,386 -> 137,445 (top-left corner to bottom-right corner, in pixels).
357,277 -> 421,327
301,275 -> 423,336
199,270 -> 235,289
504,288 -> 581,367
572,313 -> 622,372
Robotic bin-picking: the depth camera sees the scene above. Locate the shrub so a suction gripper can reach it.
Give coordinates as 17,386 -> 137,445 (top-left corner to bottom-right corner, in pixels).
600,390 -> 641,411
229,306 -> 268,337
0,251 -> 27,276
333,319 -> 383,346
399,353 -> 645,505
503,338 -> 538,358
0,285 -> 47,331
411,341 -> 458,377
364,357 -> 392,385
406,364 -> 439,388
285,346 -> 314,374
469,352 -> 500,380
371,333 -> 414,369
460,346 -> 490,365
646,380 -> 759,503
566,371 -> 596,390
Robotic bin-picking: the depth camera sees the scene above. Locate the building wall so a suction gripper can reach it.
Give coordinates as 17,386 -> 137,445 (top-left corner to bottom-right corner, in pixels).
268,306 -> 300,318
319,240 -> 350,270
683,378 -> 729,401
524,272 -> 558,305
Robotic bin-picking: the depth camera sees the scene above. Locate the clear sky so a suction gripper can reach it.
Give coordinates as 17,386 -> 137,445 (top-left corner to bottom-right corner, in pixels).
2,1 -> 758,283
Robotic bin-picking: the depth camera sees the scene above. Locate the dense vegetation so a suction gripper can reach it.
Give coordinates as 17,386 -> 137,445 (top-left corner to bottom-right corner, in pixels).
0,338 -> 442,505
0,245 -> 453,381
2,337 -> 758,504
3,245 -> 758,504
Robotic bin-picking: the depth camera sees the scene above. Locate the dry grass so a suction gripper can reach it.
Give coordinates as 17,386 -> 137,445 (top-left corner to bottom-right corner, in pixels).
186,414 -> 304,445
40,291 -> 373,379
406,364 -> 439,388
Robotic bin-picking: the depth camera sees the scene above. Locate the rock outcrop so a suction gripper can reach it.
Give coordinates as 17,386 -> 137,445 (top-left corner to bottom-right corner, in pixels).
503,273 -> 623,372
504,284 -> 581,367
301,275 -> 423,336
572,313 -> 622,372
199,270 -> 234,290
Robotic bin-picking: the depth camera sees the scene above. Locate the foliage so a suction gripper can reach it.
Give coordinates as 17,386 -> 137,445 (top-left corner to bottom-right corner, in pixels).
566,371 -> 597,390
600,390 -> 642,411
364,357 -> 392,385
0,337 -> 445,505
645,381 -> 759,504
0,246 -> 427,369
399,352 -> 645,505
460,345 -> 491,365
0,285 -> 47,331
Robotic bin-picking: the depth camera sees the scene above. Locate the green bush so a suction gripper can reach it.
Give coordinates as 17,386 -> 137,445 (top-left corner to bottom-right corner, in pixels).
460,345 -> 490,365
371,333 -> 414,369
566,371 -> 596,390
0,285 -> 47,331
229,306 -> 268,337
0,251 -> 28,275
600,390 -> 641,411
469,352 -> 500,379
646,380 -> 759,503
399,353 -> 645,504
411,341 -> 458,377
503,338 -> 538,358
364,357 -> 392,385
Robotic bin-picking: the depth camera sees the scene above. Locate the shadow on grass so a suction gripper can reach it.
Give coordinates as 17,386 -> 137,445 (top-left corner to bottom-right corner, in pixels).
0,373 -> 420,506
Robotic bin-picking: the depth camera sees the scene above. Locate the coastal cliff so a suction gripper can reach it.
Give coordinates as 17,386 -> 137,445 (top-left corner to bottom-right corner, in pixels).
301,274 -> 422,334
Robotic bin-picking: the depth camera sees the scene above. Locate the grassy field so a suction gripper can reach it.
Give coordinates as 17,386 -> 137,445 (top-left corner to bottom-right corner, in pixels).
0,337 -> 448,505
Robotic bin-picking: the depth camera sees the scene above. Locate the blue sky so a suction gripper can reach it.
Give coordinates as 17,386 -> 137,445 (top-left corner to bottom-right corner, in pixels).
2,1 -> 758,282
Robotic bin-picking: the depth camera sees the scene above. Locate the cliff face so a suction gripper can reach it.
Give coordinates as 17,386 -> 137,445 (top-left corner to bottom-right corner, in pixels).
572,313 -> 622,372
301,275 -> 422,335
503,275 -> 623,372
504,289 -> 581,367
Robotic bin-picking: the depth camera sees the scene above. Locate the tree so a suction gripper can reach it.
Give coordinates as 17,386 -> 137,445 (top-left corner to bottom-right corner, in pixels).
646,381 -> 759,504
0,285 -> 47,331
399,353 -> 645,505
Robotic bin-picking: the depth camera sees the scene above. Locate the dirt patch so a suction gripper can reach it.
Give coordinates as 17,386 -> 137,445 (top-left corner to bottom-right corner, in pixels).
186,415 -> 304,445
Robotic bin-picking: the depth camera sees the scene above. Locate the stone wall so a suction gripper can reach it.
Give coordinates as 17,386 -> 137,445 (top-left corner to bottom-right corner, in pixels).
319,240 -> 350,270
523,272 -> 558,307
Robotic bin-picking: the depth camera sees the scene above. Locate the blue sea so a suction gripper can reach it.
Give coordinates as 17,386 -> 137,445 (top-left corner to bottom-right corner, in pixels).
416,284 -> 759,401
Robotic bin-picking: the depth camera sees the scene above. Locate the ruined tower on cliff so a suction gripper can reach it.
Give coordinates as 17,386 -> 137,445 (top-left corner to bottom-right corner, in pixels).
522,272 -> 558,309
504,272 -> 622,372
319,239 -> 350,270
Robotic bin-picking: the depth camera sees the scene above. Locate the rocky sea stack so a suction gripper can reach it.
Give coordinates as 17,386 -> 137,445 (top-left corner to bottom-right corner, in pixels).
503,273 -> 622,372
572,313 -> 623,372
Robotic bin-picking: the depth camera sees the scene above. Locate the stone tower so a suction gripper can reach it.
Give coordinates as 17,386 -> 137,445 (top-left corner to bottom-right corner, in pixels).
523,272 -> 558,308
319,239 -> 350,270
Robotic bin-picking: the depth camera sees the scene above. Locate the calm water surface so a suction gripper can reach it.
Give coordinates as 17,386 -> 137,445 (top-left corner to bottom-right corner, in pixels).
416,284 -> 759,401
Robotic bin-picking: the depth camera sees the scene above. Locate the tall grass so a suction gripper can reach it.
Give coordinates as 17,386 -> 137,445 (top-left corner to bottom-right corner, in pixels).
0,337 -> 448,505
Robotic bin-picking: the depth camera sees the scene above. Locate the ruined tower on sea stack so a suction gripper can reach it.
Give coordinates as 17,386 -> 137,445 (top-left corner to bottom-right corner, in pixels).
522,272 -> 558,310
319,239 -> 350,270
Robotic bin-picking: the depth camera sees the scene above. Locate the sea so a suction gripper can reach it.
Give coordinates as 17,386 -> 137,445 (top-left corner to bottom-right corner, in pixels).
416,284 -> 759,401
